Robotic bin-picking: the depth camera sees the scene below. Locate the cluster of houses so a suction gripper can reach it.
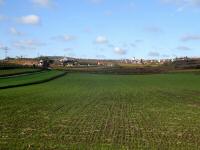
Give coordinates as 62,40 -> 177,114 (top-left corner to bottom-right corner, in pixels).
119,58 -> 175,65
59,58 -> 78,67
38,57 -> 192,68
5,56 -> 197,68
38,58 -> 78,68
38,58 -> 175,67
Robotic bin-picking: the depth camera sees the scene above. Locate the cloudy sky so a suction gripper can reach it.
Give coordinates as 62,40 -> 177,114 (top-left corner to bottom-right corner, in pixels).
0,0 -> 200,59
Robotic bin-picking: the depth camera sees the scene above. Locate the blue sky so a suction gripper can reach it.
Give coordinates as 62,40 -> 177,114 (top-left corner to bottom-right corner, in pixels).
0,0 -> 200,59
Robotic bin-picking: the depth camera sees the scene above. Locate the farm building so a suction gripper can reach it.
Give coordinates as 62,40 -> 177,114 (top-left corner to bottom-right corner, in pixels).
38,59 -> 51,68
60,58 -> 78,67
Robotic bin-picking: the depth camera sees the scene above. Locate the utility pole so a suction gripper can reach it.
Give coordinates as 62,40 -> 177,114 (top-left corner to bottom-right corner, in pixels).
0,46 -> 9,60
4,47 -> 8,59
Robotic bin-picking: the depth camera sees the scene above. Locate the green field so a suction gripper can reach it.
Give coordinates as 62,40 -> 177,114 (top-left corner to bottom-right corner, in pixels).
0,72 -> 200,149
0,70 -> 63,88
0,68 -> 40,76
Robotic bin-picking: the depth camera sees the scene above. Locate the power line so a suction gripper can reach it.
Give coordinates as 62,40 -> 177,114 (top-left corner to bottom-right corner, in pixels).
0,46 -> 9,59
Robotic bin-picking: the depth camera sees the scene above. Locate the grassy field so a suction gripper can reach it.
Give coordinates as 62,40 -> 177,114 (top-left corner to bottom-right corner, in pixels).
0,68 -> 40,76
0,70 -> 63,88
0,72 -> 200,149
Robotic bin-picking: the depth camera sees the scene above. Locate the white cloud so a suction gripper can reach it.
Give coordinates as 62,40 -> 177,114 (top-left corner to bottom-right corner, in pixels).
161,0 -> 200,8
18,15 -> 40,25
32,0 -> 53,7
162,54 -> 170,58
176,46 -> 191,50
176,6 -> 185,12
63,35 -> 76,41
114,47 -> 126,55
145,26 -> 162,33
135,39 -> 143,43
148,51 -> 160,57
13,39 -> 45,50
52,35 -> 76,42
181,34 -> 200,41
10,27 -> 24,36
96,54 -> 105,58
64,48 -> 73,51
95,36 -> 108,44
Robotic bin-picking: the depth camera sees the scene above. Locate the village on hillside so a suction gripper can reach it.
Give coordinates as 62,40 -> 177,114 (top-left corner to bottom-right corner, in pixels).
1,56 -> 200,70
